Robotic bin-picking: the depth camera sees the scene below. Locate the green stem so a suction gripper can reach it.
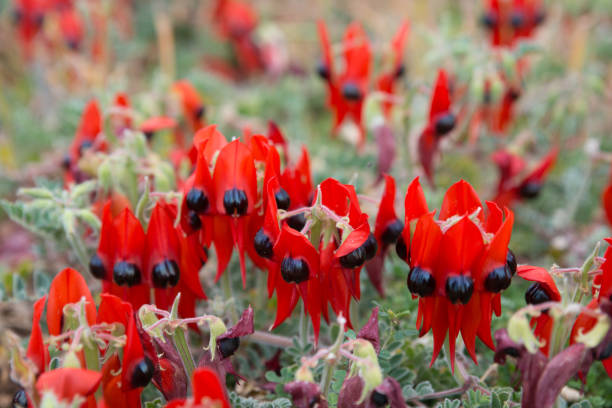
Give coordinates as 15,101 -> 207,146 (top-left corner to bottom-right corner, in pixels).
299,301 -> 308,348
173,327 -> 195,381
321,320 -> 346,396
83,332 -> 102,398
67,231 -> 90,271
222,270 -> 239,323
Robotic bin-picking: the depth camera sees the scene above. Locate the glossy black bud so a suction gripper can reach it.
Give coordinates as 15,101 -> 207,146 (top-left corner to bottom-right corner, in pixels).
187,210 -> 202,230
113,261 -> 141,287
508,87 -> 521,101
287,213 -> 306,232
219,336 -> 240,358
144,131 -> 154,141
12,389 -> 28,408
407,266 -> 436,297
130,357 -> 154,388
274,188 -> 291,211
281,257 -> 309,284
12,9 -> 23,24
66,38 -> 79,51
152,259 -> 180,288
371,390 -> 388,407
61,154 -> 71,170
510,11 -> 525,29
194,105 -> 205,120
89,254 -> 106,280
382,219 -> 403,245
434,113 -> 456,136
484,265 -> 512,293
506,249 -> 517,276
186,188 -> 209,213
316,61 -> 330,80
254,228 -> 274,259
339,245 -> 367,269
501,346 -> 521,358
396,236 -> 408,261
223,188 -> 248,216
394,64 -> 406,79
525,282 -> 550,305
535,10 -> 546,25
597,341 -> 612,361
480,11 -> 497,29
519,181 -> 541,199
342,82 -> 362,101
445,275 -> 474,304
79,140 -> 93,155
363,233 -> 378,260
34,13 -> 44,28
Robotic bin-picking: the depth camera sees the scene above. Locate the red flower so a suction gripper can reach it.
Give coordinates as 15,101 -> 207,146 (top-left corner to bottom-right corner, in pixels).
602,168 -> 612,228
400,179 -> 515,369
110,92 -> 133,137
12,0 -> 46,59
493,148 -> 558,207
140,116 -> 178,141
47,267 -> 97,336
269,224 -> 322,339
173,80 -> 206,133
365,174 -> 404,296
418,69 -> 456,185
481,0 -> 545,48
375,21 -> 410,119
58,6 -> 83,50
165,367 -> 231,408
36,368 -> 101,403
97,294 -> 155,392
317,21 -> 372,149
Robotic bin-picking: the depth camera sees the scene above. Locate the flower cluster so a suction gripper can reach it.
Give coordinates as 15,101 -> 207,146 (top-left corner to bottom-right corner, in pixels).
481,0 -> 545,48
316,20 -> 409,148
396,178 -> 515,368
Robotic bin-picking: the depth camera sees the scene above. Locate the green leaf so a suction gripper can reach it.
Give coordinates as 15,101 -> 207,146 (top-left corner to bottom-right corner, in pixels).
12,274 -> 27,300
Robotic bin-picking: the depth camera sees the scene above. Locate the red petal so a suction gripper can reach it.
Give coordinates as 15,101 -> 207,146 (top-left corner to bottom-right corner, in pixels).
192,367 -> 231,408
417,129 -> 438,185
429,69 -> 452,121
391,21 -> 410,68
317,20 -> 334,77
517,265 -> 561,301
47,268 -> 96,336
267,121 -> 289,164
193,124 -> 228,162
410,213 -> 442,271
405,176 -> 429,222
27,296 -> 48,374
36,368 -> 101,401
374,174 -> 398,242
140,116 -> 177,133
145,202 -> 181,285
439,180 -> 483,221
114,208 -> 145,267
603,183 -> 612,228
212,140 -> 257,215
335,222 -> 370,259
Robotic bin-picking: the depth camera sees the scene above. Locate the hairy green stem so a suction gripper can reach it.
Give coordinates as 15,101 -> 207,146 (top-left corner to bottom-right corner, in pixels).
299,301 -> 309,348
321,320 -> 346,396
173,327 -> 195,381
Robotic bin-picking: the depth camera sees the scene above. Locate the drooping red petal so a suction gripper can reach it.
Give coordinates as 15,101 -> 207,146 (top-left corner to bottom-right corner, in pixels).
410,213 -> 442,271
36,368 -> 101,401
192,367 -> 231,408
417,129 -> 438,185
429,69 -> 452,121
317,20 -> 334,79
212,139 -> 257,215
47,268 -> 96,336
140,116 -> 177,134
113,208 -> 146,267
439,180 -> 483,221
517,265 -> 562,301
145,201 -> 181,285
374,174 -> 399,244
27,296 -> 48,374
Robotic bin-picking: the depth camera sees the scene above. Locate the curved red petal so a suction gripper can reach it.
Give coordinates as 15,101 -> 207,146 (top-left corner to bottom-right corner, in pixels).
27,296 -> 48,374
429,69 -> 451,121
439,180 -> 483,221
192,367 -> 231,408
47,268 -> 96,336
36,368 -> 101,401
517,265 -> 561,301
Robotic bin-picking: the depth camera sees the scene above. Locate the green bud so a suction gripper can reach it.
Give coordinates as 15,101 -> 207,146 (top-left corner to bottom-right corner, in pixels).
295,365 -> 314,383
18,187 -> 55,200
508,312 -> 543,353
576,314 -> 610,348
207,316 -> 227,361
98,160 -> 113,192
63,350 -> 82,368
138,306 -> 165,340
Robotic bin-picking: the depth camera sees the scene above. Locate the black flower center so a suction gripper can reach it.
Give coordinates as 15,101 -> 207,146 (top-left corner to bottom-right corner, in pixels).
408,266 -> 436,297
187,210 -> 202,230
525,282 -> 550,305
445,275 -> 474,304
342,82 -> 362,101
395,236 -> 408,262
223,188 -> 248,216
186,188 -> 209,213
254,229 -> 274,259
152,259 -> 180,288
484,265 -> 512,293
480,11 -> 498,29
12,389 -> 28,408
370,390 -> 389,407
506,249 -> 517,276
281,257 -> 309,284
381,219 -> 403,245
274,188 -> 291,211
287,213 -> 306,232
316,61 -> 330,80
113,261 -> 141,287
130,357 -> 154,388
194,105 -> 205,120
219,336 -> 241,358
89,254 -> 106,280
434,113 -> 456,136
519,181 -> 541,199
